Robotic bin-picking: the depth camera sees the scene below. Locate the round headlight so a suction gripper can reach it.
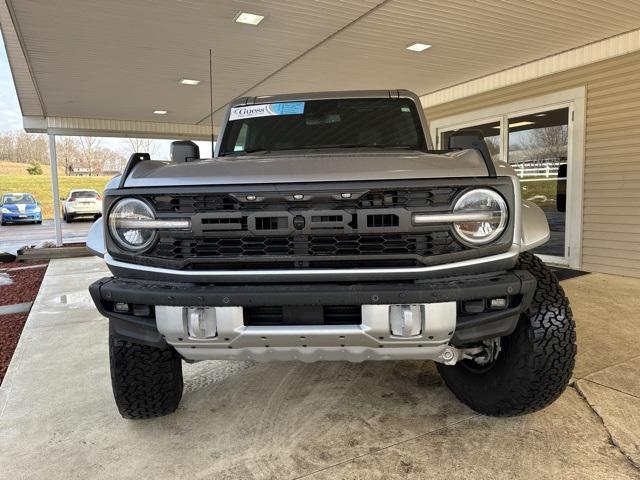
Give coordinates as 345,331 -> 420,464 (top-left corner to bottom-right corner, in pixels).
108,198 -> 156,251
453,189 -> 508,245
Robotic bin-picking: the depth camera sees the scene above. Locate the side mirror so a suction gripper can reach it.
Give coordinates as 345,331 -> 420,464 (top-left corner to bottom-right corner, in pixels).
170,140 -> 200,163
447,129 -> 495,176
448,129 -> 491,158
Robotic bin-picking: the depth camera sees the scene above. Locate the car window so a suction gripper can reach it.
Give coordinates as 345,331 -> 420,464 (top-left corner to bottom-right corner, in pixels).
2,194 -> 35,204
70,191 -> 98,199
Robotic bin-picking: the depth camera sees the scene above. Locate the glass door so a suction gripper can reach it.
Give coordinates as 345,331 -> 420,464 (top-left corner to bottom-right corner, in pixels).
507,107 -> 570,260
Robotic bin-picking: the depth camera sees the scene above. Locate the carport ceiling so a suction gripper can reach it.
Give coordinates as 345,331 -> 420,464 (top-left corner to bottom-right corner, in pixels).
4,0 -> 640,128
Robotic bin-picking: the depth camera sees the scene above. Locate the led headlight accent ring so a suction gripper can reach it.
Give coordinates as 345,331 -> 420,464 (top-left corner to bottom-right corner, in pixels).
108,198 -> 158,251
452,188 -> 508,246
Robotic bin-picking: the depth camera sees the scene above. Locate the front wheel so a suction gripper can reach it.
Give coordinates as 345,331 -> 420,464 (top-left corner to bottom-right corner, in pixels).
437,252 -> 576,416
109,331 -> 184,419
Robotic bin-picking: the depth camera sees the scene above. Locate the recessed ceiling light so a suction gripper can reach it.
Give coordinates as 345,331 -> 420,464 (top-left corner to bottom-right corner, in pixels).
406,42 -> 432,52
534,113 -> 547,117
235,12 -> 265,25
153,110 -> 168,115
179,79 -> 200,85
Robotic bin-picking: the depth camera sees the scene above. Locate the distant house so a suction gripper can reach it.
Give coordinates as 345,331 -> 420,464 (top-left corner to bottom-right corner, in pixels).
67,165 -> 91,176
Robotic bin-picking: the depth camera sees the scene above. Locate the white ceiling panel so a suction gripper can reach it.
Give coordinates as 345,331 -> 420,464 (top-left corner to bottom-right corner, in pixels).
3,0 -> 640,133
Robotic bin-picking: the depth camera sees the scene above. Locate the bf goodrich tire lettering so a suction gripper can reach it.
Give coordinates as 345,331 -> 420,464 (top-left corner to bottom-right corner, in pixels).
436,252 -> 576,416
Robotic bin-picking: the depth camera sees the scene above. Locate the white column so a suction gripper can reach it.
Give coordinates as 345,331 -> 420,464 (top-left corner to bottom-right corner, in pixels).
48,134 -> 63,247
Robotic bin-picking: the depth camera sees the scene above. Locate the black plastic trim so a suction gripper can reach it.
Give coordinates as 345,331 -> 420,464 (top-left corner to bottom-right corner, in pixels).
118,152 -> 150,189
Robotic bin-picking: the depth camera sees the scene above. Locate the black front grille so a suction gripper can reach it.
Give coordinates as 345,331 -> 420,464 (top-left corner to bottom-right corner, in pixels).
149,186 -> 458,214
152,232 -> 462,260
114,180 -> 514,271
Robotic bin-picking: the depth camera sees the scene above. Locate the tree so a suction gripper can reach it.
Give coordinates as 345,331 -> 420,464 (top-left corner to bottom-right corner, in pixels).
78,136 -> 102,175
26,162 -> 43,175
124,138 -> 159,157
56,137 -> 82,175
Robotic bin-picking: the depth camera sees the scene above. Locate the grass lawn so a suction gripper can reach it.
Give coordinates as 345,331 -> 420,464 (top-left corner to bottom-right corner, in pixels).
0,164 -> 111,219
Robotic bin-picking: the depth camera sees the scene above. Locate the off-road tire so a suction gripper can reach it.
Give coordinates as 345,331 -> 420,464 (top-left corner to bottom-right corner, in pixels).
437,252 -> 576,416
109,334 -> 183,419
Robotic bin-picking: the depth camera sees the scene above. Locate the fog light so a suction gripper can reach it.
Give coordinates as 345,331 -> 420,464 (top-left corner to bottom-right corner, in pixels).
462,300 -> 485,314
489,298 -> 508,310
389,304 -> 423,337
132,304 -> 151,317
293,194 -> 305,200
245,195 -> 257,201
187,307 -> 217,338
114,302 -> 130,313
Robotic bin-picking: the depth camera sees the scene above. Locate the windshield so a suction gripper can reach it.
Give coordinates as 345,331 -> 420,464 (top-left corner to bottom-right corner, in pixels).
219,98 -> 426,156
2,194 -> 36,204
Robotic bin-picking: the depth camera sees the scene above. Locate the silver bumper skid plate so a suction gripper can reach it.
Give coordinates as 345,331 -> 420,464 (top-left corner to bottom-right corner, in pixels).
156,302 -> 459,363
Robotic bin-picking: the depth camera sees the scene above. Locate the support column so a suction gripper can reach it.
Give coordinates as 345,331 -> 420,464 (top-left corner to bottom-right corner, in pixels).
48,134 -> 63,247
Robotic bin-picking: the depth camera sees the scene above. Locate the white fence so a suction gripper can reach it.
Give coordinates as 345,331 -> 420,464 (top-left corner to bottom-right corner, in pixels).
511,161 -> 564,179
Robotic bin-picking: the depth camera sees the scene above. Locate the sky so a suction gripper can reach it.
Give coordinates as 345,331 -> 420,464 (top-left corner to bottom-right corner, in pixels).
0,35 -> 211,160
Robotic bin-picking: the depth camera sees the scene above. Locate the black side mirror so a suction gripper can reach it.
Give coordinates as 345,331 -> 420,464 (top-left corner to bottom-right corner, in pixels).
447,129 -> 496,177
556,163 -> 567,213
170,140 -> 200,163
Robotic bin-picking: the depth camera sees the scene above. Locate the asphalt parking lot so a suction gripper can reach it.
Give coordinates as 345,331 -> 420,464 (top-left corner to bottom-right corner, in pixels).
0,219 -> 94,254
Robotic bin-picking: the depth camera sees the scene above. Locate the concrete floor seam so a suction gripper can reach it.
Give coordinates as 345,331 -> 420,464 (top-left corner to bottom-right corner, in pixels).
290,414 -> 481,480
581,378 -> 640,401
572,383 -> 640,471
575,353 -> 640,382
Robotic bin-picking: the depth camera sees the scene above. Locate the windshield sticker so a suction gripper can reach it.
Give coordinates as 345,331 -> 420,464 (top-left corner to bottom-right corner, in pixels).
229,102 -> 305,121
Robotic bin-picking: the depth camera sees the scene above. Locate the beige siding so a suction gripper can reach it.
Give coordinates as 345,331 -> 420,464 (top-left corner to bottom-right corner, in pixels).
426,52 -> 640,277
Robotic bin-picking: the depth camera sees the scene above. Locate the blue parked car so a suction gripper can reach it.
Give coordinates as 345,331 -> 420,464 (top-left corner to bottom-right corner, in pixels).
0,192 -> 43,225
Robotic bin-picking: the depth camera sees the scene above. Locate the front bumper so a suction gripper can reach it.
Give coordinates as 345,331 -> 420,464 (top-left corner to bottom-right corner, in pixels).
1,212 -> 41,223
90,270 -> 536,362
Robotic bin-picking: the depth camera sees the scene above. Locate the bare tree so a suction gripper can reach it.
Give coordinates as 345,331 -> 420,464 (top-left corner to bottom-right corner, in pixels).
56,137 -> 81,175
78,136 -> 102,175
518,126 -> 568,165
124,138 -> 159,157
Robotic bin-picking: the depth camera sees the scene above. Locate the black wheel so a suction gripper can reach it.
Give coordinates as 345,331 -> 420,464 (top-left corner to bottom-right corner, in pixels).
65,214 -> 73,223
109,331 -> 183,419
1,220 -> 6,226
437,252 -> 576,416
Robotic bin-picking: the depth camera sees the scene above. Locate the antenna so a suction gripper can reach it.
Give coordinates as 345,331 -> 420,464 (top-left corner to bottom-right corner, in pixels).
209,48 -> 214,157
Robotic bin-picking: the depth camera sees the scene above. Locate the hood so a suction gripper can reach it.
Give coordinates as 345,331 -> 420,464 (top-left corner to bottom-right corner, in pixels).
123,149 -> 491,188
2,203 -> 36,212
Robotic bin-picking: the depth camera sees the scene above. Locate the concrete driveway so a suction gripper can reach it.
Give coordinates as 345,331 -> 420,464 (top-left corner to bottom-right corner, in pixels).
0,257 -> 638,479
0,219 -> 94,254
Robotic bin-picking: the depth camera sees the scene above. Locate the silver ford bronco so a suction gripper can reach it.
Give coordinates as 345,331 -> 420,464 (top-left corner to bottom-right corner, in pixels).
88,90 -> 576,419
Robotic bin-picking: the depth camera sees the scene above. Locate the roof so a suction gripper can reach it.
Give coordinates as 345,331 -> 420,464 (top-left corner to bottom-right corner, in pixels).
3,0 -> 640,138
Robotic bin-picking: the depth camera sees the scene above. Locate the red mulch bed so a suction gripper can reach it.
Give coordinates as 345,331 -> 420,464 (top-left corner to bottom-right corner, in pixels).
0,260 -> 49,385
0,264 -> 48,307
0,259 -> 48,270
0,313 -> 29,384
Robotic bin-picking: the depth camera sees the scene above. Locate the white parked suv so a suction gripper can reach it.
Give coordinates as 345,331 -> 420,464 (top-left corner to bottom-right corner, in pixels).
62,189 -> 103,222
